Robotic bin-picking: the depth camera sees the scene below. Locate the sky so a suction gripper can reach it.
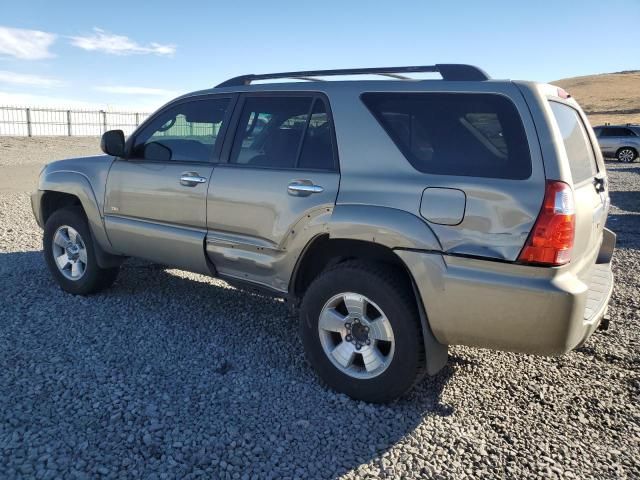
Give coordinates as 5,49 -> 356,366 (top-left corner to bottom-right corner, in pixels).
0,0 -> 638,112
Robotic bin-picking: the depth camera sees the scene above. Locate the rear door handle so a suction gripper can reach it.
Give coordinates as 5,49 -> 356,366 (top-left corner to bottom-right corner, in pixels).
287,181 -> 324,196
180,173 -> 207,187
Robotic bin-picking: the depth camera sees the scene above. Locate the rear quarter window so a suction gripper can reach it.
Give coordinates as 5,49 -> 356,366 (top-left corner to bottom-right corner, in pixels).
548,101 -> 598,184
361,92 -> 532,179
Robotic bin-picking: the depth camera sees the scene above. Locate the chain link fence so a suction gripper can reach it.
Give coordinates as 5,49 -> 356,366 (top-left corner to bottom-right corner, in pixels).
0,106 -> 153,137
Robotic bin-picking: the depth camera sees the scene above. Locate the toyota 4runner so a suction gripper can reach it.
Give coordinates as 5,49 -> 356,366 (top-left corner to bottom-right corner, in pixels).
31,64 -> 615,402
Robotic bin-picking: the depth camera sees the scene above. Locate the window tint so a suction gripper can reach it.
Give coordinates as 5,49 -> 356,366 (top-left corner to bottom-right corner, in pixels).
298,100 -> 334,170
230,96 -> 336,170
362,93 -> 532,179
133,98 -> 229,162
549,101 -> 598,183
230,96 -> 311,169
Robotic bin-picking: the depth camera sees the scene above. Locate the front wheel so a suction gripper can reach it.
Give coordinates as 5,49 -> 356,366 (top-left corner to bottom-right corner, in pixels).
300,261 -> 425,402
43,207 -> 119,295
617,147 -> 637,163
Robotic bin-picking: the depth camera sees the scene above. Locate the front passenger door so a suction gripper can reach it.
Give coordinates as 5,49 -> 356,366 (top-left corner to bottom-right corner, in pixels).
104,95 -> 234,274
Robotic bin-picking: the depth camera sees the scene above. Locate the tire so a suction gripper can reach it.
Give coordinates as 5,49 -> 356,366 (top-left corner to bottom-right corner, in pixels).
43,207 -> 119,295
616,147 -> 637,163
300,261 -> 425,403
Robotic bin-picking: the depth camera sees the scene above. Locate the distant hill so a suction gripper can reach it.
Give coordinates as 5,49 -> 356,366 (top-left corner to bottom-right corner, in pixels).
552,70 -> 640,127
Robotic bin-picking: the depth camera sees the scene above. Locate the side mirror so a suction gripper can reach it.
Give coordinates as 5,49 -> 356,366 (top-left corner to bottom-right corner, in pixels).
100,130 -> 125,157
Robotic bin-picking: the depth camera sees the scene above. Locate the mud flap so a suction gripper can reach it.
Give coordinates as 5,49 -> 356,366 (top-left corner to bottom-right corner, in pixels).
410,280 -> 448,375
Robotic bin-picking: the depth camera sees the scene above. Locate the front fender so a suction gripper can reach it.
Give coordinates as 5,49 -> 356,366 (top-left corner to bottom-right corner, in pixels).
329,204 -> 442,251
37,170 -> 114,255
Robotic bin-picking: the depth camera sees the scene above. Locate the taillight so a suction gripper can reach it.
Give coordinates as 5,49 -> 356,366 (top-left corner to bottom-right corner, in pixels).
518,181 -> 575,266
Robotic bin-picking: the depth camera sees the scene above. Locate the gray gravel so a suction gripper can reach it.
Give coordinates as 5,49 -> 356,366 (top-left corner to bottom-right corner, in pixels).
0,138 -> 639,479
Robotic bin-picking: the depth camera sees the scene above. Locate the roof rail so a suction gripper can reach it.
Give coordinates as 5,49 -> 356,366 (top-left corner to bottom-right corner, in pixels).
216,64 -> 490,87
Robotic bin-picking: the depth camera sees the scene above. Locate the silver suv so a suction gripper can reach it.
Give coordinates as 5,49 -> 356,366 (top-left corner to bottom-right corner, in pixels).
31,64 -> 615,402
593,124 -> 640,162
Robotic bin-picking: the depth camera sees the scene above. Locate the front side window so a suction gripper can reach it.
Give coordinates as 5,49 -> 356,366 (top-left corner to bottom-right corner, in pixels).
362,93 -> 532,179
230,96 -> 335,170
133,98 -> 230,162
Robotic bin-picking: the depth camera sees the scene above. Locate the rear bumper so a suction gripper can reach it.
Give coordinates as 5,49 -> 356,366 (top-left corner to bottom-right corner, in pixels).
396,229 -> 615,355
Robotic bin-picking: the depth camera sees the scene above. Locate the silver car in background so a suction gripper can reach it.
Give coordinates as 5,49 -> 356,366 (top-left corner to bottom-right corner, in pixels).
593,124 -> 640,162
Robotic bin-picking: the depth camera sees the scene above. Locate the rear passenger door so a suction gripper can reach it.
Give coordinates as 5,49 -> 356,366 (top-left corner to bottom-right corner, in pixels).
206,93 -> 340,291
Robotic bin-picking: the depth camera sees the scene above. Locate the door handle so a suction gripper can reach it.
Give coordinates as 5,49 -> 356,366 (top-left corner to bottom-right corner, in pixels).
287,181 -> 324,196
180,173 -> 207,187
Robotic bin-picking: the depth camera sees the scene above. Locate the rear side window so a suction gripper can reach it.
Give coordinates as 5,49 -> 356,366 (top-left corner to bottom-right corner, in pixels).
362,93 -> 532,179
230,96 -> 336,170
549,102 -> 598,183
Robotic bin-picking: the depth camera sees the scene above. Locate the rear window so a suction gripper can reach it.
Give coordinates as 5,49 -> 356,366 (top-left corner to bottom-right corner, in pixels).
549,101 -> 598,183
361,92 -> 532,179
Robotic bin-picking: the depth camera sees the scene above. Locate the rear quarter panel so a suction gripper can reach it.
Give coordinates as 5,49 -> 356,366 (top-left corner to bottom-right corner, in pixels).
327,81 -> 546,261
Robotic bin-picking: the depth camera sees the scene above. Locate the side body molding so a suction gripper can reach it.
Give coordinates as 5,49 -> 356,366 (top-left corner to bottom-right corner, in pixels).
329,204 -> 442,251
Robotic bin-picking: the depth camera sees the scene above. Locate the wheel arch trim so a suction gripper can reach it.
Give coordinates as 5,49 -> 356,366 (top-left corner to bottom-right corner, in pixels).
37,171 -> 123,267
328,204 -> 442,251
292,204 -> 447,374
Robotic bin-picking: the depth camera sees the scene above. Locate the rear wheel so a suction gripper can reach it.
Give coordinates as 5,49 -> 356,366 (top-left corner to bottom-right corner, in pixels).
43,207 -> 119,295
300,261 -> 425,402
617,147 -> 637,163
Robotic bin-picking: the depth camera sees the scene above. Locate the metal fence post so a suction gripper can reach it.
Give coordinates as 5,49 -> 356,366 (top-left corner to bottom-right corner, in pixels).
102,110 -> 107,133
26,108 -> 32,137
66,110 -> 72,136
135,112 -> 139,126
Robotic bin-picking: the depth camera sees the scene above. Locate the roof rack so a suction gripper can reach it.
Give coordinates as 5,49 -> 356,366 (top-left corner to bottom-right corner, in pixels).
216,64 -> 490,87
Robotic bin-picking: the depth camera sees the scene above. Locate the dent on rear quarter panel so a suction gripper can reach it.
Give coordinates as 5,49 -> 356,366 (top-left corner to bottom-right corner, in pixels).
328,82 -> 546,261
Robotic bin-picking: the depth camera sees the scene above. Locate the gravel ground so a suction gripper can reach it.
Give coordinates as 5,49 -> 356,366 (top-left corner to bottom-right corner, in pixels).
0,137 -> 639,479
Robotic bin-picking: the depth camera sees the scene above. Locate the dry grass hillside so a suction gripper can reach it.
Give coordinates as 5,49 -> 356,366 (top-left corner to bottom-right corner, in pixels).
553,70 -> 640,127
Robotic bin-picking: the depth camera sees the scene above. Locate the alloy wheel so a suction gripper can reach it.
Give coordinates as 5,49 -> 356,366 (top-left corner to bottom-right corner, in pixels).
618,148 -> 636,163
318,292 -> 395,379
51,225 -> 87,280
